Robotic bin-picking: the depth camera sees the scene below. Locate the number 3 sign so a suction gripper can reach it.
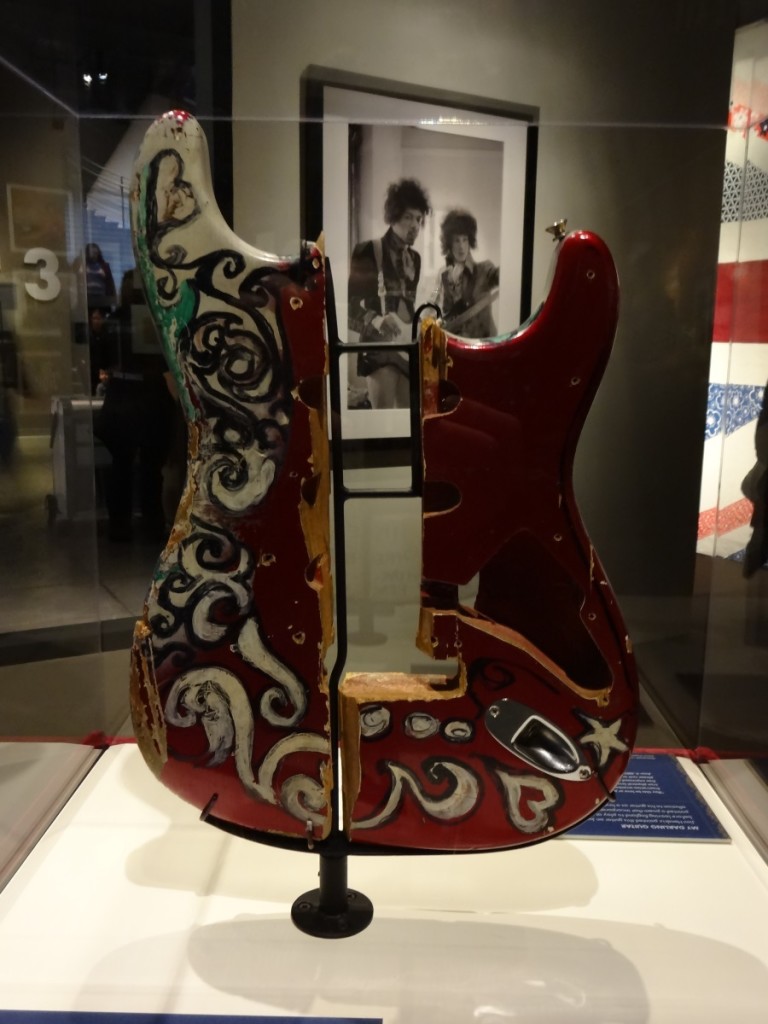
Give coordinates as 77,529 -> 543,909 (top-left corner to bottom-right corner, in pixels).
24,247 -> 61,301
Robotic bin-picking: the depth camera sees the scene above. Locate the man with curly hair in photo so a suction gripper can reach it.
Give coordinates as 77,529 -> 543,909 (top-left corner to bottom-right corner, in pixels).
435,208 -> 499,339
348,177 -> 431,409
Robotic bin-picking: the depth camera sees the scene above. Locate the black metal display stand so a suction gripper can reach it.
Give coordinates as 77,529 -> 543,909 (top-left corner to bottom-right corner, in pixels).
200,266 -> 438,938
291,845 -> 374,939
286,285 -> 435,938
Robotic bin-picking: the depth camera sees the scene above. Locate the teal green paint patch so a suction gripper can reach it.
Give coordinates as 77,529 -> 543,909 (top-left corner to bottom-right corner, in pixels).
133,164 -> 198,422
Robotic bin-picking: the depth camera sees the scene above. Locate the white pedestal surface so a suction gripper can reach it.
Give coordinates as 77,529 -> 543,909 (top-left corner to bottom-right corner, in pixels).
0,745 -> 767,1023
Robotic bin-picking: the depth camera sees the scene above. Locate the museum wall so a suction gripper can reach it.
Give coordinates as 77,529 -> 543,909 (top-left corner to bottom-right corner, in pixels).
229,0 -> 736,602
0,63 -> 85,419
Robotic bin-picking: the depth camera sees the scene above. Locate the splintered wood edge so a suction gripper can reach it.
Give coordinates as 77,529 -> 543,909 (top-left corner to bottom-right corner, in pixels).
339,670 -> 459,833
163,420 -> 200,553
340,671 -> 458,700
298,394 -> 334,674
129,619 -> 167,777
420,598 -> 614,707
420,317 -> 445,420
298,366 -> 334,835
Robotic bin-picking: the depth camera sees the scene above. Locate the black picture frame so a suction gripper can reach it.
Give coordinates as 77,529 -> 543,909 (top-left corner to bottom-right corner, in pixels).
300,66 -> 538,456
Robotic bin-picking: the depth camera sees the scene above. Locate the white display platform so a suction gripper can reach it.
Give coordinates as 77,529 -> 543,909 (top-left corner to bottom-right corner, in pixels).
0,745 -> 767,1023
0,743 -> 99,892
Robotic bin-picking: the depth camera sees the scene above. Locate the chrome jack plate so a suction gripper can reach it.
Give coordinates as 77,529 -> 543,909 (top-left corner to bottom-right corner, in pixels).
485,699 -> 593,781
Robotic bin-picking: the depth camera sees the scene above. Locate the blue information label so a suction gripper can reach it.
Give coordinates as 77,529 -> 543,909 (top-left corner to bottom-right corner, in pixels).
0,1014 -> 380,1024
567,753 -> 729,841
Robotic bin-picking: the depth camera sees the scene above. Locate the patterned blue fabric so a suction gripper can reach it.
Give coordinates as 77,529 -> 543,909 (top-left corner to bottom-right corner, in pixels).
705,382 -> 765,439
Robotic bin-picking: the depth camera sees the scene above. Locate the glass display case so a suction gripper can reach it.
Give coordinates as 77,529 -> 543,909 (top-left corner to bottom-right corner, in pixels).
1,0 -> 768,1016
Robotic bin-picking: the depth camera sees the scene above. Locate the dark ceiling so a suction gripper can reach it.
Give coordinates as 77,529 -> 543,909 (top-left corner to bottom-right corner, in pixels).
0,0 -> 198,115
2,0 -> 767,119
0,0 -> 232,209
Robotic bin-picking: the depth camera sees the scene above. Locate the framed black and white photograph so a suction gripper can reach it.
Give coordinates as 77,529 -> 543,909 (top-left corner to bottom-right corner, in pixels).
301,67 -> 538,448
7,184 -> 72,255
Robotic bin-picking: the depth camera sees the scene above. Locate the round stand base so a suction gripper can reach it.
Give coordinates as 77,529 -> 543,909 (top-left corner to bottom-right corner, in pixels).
291,888 -> 374,939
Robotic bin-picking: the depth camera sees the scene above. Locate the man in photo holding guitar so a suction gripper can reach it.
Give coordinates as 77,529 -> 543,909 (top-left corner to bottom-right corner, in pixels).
348,178 -> 431,409
435,208 -> 499,339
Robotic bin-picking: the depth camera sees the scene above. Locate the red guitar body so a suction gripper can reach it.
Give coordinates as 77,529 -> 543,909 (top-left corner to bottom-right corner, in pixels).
340,230 -> 638,850
129,112 -> 334,843
130,112 -> 637,859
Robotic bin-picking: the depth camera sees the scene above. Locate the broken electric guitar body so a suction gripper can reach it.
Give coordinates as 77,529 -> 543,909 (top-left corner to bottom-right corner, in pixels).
129,111 -> 638,859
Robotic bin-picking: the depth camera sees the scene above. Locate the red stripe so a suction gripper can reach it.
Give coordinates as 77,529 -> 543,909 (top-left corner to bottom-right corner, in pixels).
0,733 -> 136,745
634,746 -> 720,761
714,260 -> 768,343
80,731 -> 136,747
698,496 -> 753,539
636,745 -> 768,760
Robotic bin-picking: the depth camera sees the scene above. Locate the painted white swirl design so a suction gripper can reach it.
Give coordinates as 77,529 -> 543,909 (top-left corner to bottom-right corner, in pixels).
404,712 -> 439,739
237,618 -> 307,726
185,311 -> 290,514
353,760 -> 480,830
148,518 -> 254,656
443,719 -> 474,742
493,768 -> 560,834
206,445 -> 278,512
359,706 -> 391,738
164,667 -> 328,825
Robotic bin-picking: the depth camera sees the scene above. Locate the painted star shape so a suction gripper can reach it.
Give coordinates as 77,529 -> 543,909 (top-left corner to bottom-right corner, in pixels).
578,716 -> 628,767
